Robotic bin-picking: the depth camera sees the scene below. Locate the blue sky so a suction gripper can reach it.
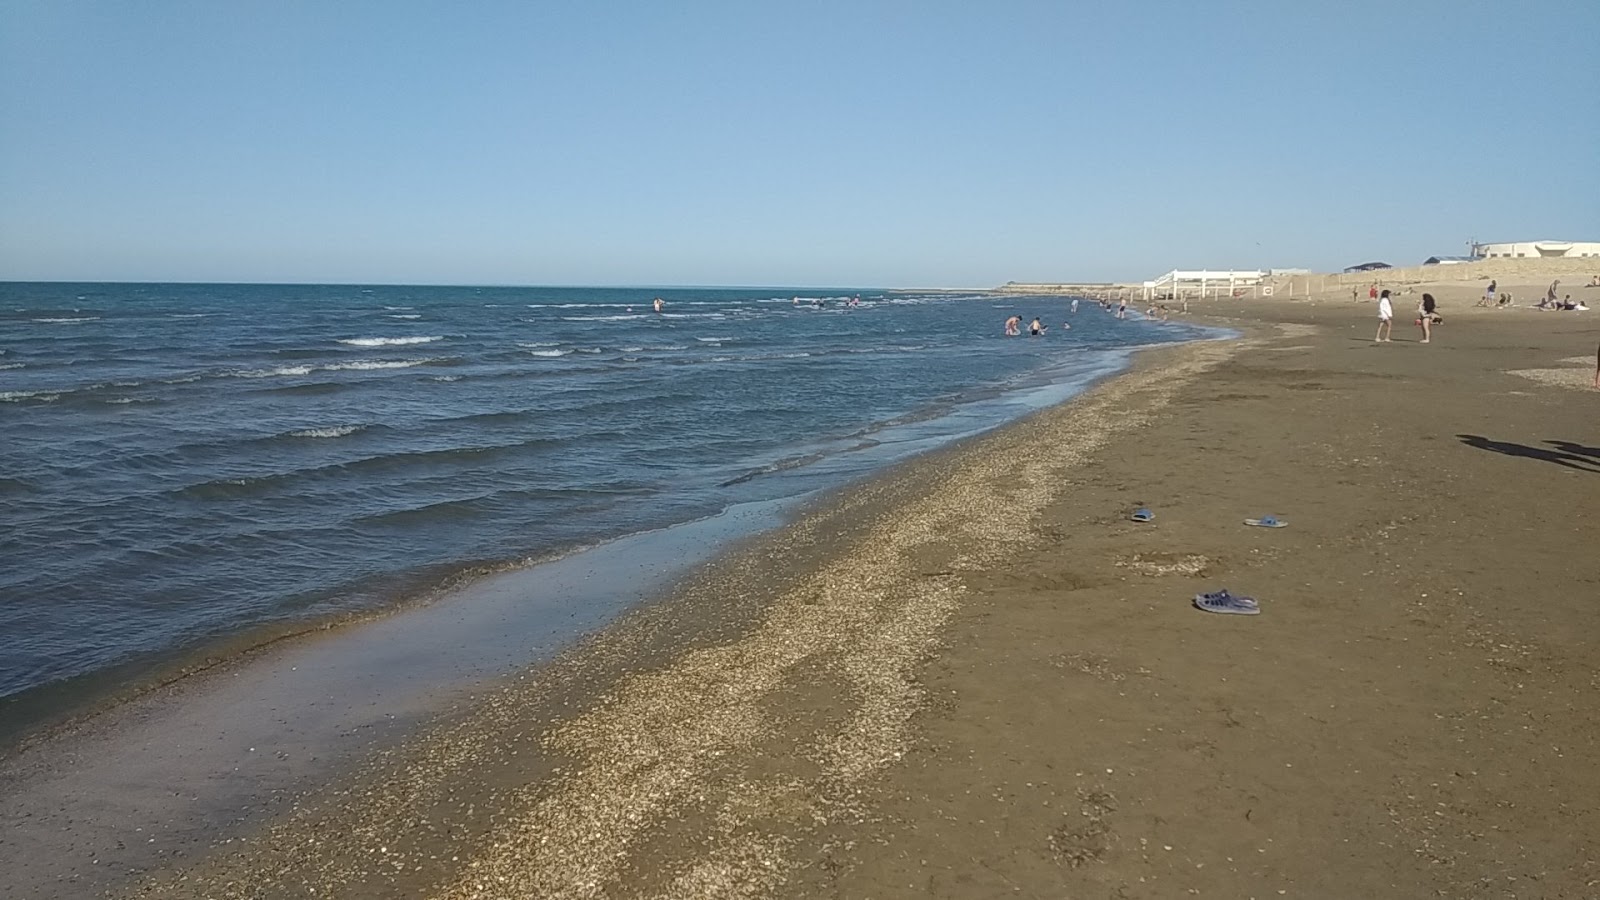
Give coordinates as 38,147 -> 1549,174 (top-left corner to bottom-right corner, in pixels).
2,1 -> 1596,287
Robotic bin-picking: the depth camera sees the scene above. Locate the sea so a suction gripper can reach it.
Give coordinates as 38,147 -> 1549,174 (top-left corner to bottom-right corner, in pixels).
0,282 -> 1208,736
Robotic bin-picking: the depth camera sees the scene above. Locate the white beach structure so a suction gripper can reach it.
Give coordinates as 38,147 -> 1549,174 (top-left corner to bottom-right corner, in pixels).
1472,240 -> 1600,259
1142,269 -> 1266,301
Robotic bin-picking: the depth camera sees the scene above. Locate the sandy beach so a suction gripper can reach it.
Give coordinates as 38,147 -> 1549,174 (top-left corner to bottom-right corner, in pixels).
6,279 -> 1599,899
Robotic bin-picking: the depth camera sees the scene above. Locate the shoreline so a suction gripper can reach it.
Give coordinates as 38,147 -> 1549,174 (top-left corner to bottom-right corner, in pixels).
0,319 -> 1221,899
84,332 -> 1249,899
1,307 -> 1199,752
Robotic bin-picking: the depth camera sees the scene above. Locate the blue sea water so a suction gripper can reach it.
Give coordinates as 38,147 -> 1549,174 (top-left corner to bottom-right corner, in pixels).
0,282 -> 1206,721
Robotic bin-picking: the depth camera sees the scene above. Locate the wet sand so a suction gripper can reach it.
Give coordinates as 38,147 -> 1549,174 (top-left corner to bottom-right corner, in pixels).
11,287 -> 1600,898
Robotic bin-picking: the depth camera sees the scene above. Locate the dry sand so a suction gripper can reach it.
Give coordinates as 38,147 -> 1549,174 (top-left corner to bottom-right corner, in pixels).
49,283 -> 1600,897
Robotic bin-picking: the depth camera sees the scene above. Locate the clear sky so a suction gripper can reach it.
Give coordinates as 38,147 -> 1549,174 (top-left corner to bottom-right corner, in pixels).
2,1 -> 1596,287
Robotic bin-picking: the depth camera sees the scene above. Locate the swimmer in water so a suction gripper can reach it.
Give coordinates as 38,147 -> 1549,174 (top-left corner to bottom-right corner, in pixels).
1029,317 -> 1046,336
653,297 -> 664,313
1004,314 -> 1022,336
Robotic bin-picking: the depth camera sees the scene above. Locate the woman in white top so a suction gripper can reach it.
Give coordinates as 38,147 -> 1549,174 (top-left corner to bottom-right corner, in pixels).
1375,289 -> 1394,342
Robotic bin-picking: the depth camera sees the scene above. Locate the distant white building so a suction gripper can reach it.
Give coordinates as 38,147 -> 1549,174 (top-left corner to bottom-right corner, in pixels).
1472,240 -> 1600,259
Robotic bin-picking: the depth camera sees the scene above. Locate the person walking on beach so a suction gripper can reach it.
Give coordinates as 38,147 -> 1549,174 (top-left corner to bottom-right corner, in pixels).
1417,292 -> 1437,343
1004,314 -> 1022,336
1375,289 -> 1394,342
1485,280 -> 1497,306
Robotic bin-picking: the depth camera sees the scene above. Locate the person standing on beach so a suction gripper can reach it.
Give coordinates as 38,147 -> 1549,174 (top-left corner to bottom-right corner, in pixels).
1485,280 -> 1497,306
1004,314 -> 1022,336
1548,280 -> 1561,305
1417,292 -> 1437,343
1369,283 -> 1378,301
1375,289 -> 1394,342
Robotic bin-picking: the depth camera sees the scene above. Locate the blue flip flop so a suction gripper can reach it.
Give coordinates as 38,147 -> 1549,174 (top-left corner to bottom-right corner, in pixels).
1193,589 -> 1261,615
1244,515 -> 1287,528
1131,507 -> 1154,523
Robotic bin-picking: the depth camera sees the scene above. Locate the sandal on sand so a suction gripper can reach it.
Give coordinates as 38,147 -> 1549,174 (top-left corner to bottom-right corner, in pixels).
1131,507 -> 1154,523
1194,589 -> 1260,616
1244,515 -> 1287,528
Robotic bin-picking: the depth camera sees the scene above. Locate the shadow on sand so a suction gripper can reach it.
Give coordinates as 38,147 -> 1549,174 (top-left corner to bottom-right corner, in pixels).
1457,435 -> 1600,472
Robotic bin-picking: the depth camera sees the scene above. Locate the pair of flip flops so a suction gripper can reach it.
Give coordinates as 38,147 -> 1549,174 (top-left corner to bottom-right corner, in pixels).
1194,589 -> 1260,615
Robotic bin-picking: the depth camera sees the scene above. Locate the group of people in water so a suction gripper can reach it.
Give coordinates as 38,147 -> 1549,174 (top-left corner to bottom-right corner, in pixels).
1003,295 -> 1173,336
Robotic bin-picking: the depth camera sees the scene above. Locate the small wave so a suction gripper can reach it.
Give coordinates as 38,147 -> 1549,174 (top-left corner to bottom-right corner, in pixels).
696,336 -> 731,343
237,357 -> 449,378
323,359 -> 438,372
105,397 -> 154,405
720,451 -> 829,487
575,347 -> 603,354
1,389 -> 60,402
528,349 -> 569,357
287,424 -> 365,439
239,364 -> 316,378
32,317 -> 101,324
383,306 -> 414,311
430,375 -> 463,382
517,341 -> 561,348
387,314 -> 422,320
559,314 -> 647,322
337,335 -> 443,347
0,362 -> 23,370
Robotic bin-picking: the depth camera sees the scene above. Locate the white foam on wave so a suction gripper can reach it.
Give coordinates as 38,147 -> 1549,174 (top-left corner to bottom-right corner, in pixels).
528,349 -> 569,357
660,312 -> 726,319
324,359 -> 435,372
517,341 -> 561,348
0,362 -> 24,370
575,347 -> 603,354
288,424 -> 365,439
1,389 -> 60,402
32,317 -> 101,324
560,314 -> 647,322
239,364 -> 317,378
168,313 -> 209,319
430,375 -> 463,382
383,306 -> 414,311
106,397 -> 154,405
237,357 -> 446,378
337,335 -> 443,347
696,336 -> 731,343
387,314 -> 422,320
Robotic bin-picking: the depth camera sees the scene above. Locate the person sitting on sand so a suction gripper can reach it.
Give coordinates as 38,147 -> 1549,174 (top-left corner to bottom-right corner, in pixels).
1004,314 -> 1022,336
1028,317 -> 1046,336
1375,289 -> 1394,342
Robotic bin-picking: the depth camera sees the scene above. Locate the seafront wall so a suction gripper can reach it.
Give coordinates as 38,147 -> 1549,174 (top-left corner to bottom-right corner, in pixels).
1317,256 -> 1599,288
